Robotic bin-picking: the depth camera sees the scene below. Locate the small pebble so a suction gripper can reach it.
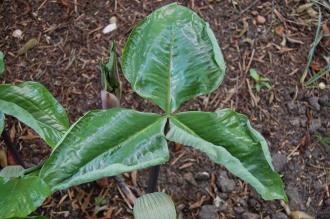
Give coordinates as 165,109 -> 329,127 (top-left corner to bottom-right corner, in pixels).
272,153 -> 288,172
183,172 -> 197,186
256,15 -> 266,24
12,29 -> 23,39
195,171 -> 210,181
213,196 -> 228,212
242,212 -> 260,219
319,82 -> 326,90
216,171 -> 236,193
308,96 -> 320,111
198,205 -> 218,219
309,118 -> 322,133
234,206 -> 245,214
319,95 -> 330,107
272,212 -> 289,219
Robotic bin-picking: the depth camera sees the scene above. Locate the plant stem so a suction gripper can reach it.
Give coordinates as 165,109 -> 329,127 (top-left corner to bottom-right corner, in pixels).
146,165 -> 160,193
1,129 -> 26,168
146,120 -> 169,193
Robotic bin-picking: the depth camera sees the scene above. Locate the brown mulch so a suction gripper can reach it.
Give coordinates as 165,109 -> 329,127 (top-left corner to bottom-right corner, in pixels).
1,0 -> 330,218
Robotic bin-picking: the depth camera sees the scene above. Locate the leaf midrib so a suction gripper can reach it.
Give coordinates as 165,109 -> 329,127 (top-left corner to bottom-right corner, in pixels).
43,114 -> 166,186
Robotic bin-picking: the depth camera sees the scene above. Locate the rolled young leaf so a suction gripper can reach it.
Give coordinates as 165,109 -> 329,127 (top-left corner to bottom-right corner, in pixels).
39,108 -> 169,191
100,41 -> 122,99
133,192 -> 176,219
0,176 -> 50,218
122,3 -> 225,113
166,109 -> 287,201
0,82 -> 69,147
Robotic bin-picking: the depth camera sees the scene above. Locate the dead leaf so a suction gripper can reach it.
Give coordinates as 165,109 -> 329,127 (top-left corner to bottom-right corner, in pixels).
310,62 -> 321,72
322,22 -> 330,34
17,38 -> 38,56
0,148 -> 7,167
7,151 -> 17,165
175,143 -> 182,152
236,18 -> 249,38
307,8 -> 318,18
297,3 -> 314,14
275,26 -> 285,37
290,211 -> 315,219
286,36 -> 304,44
96,177 -> 109,188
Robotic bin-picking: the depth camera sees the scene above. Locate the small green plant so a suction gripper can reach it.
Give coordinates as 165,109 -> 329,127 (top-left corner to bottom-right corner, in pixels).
0,3 -> 286,218
250,68 -> 271,92
316,134 -> 330,148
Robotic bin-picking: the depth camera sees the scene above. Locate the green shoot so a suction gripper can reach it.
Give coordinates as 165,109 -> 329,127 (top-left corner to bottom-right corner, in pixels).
249,68 -> 271,92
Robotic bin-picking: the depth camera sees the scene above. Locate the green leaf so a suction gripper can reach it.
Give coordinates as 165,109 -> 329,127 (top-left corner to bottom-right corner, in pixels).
122,3 -> 226,113
0,176 -> 50,218
11,217 -> 48,219
249,68 -> 260,81
0,82 -> 69,147
133,192 -> 176,219
0,165 -> 25,179
39,109 -> 169,191
100,41 -> 122,99
255,84 -> 261,92
0,51 -> 4,76
0,111 -> 4,135
166,109 -> 287,201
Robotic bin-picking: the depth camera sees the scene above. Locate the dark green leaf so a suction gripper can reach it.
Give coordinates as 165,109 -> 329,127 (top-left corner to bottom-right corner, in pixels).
100,41 -> 122,99
0,51 -> 4,76
0,82 -> 69,147
0,165 -> 25,179
0,176 -> 50,218
39,109 -> 168,191
133,192 -> 176,219
166,109 -> 287,201
122,3 -> 226,113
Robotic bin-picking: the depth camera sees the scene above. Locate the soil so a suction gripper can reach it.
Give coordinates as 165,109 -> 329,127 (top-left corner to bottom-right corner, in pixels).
1,0 -> 330,219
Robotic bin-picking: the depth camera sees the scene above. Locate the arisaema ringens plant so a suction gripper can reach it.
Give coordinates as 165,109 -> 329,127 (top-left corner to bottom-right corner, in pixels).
0,3 -> 286,219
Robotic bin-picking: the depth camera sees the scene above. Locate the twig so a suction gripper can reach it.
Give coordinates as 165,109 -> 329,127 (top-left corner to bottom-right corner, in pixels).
240,0 -> 260,15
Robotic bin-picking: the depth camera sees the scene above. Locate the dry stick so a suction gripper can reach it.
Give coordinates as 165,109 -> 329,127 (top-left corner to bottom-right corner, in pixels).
1,129 -> 26,168
101,91 -> 137,205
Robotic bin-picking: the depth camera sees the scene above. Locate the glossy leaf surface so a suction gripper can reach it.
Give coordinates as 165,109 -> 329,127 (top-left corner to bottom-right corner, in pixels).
133,192 -> 176,219
0,82 -> 69,147
166,109 -> 287,200
0,176 -> 50,218
122,3 -> 225,113
39,109 -> 168,191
